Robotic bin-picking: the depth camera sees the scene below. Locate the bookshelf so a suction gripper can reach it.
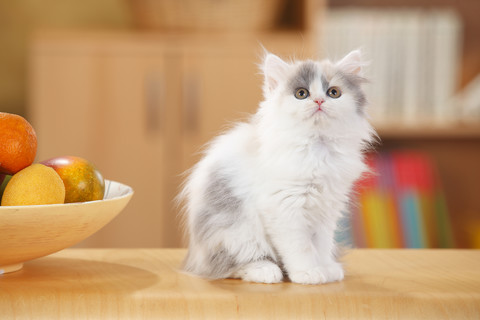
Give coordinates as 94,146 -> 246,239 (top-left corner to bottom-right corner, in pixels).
328,0 -> 480,90
323,1 -> 480,249
374,127 -> 480,248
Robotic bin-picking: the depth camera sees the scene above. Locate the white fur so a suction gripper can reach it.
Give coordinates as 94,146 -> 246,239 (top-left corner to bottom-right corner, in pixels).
179,50 -> 376,284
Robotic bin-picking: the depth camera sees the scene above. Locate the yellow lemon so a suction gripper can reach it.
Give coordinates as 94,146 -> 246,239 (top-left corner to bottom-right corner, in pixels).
1,164 -> 65,206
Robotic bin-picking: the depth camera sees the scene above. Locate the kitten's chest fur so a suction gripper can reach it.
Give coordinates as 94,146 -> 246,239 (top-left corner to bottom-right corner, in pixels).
255,135 -> 359,213
263,135 -> 350,180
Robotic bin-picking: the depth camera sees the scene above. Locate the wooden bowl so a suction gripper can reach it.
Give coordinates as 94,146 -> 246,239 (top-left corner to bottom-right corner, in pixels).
0,180 -> 133,274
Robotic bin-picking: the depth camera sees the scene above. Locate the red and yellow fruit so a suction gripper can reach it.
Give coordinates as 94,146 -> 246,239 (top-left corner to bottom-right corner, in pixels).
42,156 -> 105,203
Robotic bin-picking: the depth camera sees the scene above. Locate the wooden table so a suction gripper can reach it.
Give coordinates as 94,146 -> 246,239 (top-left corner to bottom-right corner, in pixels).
0,249 -> 479,319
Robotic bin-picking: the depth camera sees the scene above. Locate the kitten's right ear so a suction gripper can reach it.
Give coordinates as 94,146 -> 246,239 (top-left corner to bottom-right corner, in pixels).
262,53 -> 290,97
336,49 -> 366,76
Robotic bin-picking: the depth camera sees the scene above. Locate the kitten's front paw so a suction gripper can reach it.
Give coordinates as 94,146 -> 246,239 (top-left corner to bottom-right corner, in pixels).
289,267 -> 327,285
289,263 -> 344,285
323,262 -> 344,283
233,260 -> 283,284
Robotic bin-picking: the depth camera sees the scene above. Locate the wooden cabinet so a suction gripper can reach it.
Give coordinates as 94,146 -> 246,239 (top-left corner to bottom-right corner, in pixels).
180,44 -> 264,170
30,36 -> 181,247
29,32 -> 312,248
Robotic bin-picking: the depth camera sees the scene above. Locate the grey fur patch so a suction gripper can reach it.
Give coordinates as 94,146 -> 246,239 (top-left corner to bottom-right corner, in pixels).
288,61 -> 317,93
205,171 -> 243,212
207,248 -> 237,278
182,246 -> 238,279
194,208 -> 233,241
205,251 -> 279,279
193,170 -> 243,242
321,74 -> 329,92
336,71 -> 368,113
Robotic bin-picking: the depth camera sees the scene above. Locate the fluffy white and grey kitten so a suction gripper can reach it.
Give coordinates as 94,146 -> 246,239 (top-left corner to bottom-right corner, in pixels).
179,50 -> 376,284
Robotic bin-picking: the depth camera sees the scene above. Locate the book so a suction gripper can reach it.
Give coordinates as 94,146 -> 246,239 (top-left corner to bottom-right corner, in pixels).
352,151 -> 454,248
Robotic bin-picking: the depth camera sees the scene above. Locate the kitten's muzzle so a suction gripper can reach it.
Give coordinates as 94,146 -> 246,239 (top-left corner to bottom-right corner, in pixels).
314,99 -> 325,111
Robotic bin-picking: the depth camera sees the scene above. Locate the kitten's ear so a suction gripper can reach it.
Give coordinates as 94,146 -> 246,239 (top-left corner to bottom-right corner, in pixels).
336,49 -> 365,76
262,53 -> 290,96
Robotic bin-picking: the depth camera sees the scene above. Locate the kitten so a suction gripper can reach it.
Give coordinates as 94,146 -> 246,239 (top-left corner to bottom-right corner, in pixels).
179,50 -> 376,284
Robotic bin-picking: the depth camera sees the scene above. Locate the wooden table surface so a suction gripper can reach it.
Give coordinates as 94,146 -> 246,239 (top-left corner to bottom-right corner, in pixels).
0,249 -> 479,319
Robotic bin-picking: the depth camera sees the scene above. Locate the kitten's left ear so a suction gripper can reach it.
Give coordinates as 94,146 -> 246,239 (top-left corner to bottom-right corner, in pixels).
336,50 -> 365,76
262,52 -> 290,97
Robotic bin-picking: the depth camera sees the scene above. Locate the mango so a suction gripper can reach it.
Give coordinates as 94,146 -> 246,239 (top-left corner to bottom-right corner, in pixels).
41,156 -> 104,203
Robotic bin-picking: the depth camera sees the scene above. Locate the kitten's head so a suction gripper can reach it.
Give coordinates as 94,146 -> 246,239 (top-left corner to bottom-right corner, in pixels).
260,50 -> 369,132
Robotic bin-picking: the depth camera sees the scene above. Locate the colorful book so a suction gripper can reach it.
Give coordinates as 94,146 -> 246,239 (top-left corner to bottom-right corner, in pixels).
352,151 -> 454,248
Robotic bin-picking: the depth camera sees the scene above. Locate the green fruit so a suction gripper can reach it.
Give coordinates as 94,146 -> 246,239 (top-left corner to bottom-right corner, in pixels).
0,174 -> 11,200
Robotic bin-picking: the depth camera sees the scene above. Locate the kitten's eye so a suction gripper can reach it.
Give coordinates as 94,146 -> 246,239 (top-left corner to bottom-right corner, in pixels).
327,87 -> 342,98
295,88 -> 309,100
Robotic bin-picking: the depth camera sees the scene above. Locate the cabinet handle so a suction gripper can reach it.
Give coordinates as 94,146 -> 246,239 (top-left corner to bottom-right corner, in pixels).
183,74 -> 199,133
144,72 -> 164,134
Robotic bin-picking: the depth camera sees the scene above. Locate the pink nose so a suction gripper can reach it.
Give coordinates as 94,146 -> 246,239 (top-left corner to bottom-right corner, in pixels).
314,99 -> 324,107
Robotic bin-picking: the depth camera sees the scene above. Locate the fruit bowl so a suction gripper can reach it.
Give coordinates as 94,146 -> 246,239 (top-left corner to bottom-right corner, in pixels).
0,180 -> 133,274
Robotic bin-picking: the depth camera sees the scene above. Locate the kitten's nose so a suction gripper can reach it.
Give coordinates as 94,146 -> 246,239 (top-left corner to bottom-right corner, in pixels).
314,99 -> 324,107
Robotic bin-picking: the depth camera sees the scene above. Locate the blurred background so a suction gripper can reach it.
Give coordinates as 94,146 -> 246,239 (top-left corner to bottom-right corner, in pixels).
1,0 -> 479,248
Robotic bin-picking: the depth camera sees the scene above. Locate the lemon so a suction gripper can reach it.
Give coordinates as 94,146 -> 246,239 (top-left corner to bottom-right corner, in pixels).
1,164 -> 65,206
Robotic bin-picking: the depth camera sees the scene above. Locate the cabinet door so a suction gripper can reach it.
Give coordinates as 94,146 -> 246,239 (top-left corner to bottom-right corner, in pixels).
30,39 -> 184,248
180,46 -> 263,171
87,51 -> 184,248
30,49 -> 100,160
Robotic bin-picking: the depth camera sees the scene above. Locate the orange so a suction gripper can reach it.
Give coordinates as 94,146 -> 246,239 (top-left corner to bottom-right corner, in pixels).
0,112 -> 37,175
